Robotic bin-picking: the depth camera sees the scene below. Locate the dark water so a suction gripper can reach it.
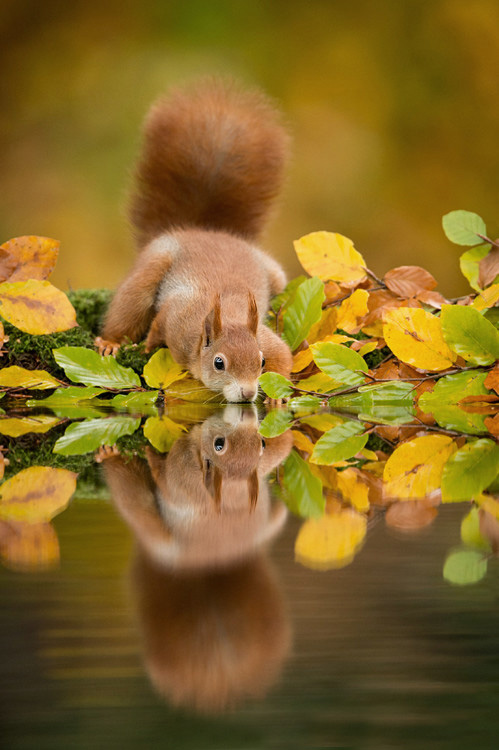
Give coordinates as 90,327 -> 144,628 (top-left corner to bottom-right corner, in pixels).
2,409 -> 499,749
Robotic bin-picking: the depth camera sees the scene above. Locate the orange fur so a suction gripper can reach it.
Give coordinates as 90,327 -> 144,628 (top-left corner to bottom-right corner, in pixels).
103,407 -> 294,712
101,79 -> 293,401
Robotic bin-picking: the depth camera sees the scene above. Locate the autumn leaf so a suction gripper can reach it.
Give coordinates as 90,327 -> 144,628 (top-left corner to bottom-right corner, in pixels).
295,509 -> 367,570
472,283 -> 499,311
384,265 -> 437,298
291,429 -> 315,454
383,307 -> 456,371
0,365 -> 60,390
336,288 -> 369,333
0,522 -> 60,572
142,348 -> 188,389
459,245 -> 491,291
385,500 -> 438,532
0,279 -> 77,334
294,231 -> 367,284
0,236 -> 59,282
0,415 -> 60,437
143,415 -> 187,452
336,467 -> 370,513
307,307 -> 338,343
383,434 -> 457,499
0,466 -> 76,523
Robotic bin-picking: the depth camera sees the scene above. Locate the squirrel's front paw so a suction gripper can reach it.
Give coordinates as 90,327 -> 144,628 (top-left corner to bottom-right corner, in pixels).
94,444 -> 120,463
94,336 -> 121,356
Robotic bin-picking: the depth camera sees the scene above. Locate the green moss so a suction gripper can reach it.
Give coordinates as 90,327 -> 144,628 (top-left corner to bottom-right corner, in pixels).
67,288 -> 112,336
3,321 -> 93,376
116,341 -> 150,373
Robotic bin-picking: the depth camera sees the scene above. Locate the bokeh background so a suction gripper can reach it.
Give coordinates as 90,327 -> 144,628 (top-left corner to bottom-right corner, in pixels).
2,0 -> 499,297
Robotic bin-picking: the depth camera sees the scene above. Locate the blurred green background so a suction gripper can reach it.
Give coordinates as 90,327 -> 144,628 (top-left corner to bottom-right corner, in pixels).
2,0 -> 499,296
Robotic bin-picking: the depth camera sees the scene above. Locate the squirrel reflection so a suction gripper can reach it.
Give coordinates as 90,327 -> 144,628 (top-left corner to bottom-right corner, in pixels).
102,405 -> 293,713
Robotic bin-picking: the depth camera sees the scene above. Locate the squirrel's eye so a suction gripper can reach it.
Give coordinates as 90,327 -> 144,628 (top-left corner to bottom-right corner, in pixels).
261,356 -> 266,369
214,436 -> 225,452
214,356 -> 225,371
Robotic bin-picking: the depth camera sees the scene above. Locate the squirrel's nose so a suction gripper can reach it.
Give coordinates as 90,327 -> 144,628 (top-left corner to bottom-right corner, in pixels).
241,387 -> 256,401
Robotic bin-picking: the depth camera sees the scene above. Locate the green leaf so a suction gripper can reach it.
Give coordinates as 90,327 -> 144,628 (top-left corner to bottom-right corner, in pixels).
0,365 -> 60,390
357,381 -> 415,401
142,348 -> 188,389
258,409 -> 294,438
310,421 -> 368,465
53,346 -> 141,389
53,416 -> 141,455
27,386 -> 106,406
460,507 -> 491,552
280,449 -> 325,518
311,341 -> 368,388
460,245 -> 491,291
442,210 -> 487,246
418,370 -> 488,435
282,277 -> 325,350
111,391 -> 160,411
287,395 -> 322,413
441,304 -> 499,365
143,415 -> 187,452
329,382 -> 415,425
441,438 -> 499,501
270,275 -> 307,313
258,372 -> 294,399
443,547 -> 487,586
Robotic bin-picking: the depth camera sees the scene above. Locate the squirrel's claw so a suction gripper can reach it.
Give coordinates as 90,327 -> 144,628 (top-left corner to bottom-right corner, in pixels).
95,444 -> 120,463
94,336 -> 121,357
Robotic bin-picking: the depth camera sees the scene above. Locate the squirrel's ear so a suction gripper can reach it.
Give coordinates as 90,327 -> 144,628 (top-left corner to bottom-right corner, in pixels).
247,292 -> 258,336
248,469 -> 259,512
203,294 -> 222,346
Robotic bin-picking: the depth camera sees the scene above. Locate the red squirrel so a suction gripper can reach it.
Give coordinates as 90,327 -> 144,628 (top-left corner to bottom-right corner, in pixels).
97,79 -> 293,402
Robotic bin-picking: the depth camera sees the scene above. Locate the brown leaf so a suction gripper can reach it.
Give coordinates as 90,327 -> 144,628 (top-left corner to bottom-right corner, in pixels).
385,499 -> 438,532
0,236 -> 59,283
416,290 -> 448,309
384,265 -> 437,298
362,289 -> 420,337
485,413 -> 499,436
484,366 -> 499,395
478,246 -> 499,290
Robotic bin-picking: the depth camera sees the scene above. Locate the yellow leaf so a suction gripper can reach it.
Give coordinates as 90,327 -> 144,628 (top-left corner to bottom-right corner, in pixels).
300,413 -> 343,432
383,307 -> 456,372
0,235 -> 59,282
358,341 -> 378,358
308,307 -> 338,344
0,467 -> 76,523
292,348 -> 314,373
291,429 -> 315,454
143,415 -> 187,452
383,434 -> 457,499
298,371 -> 340,393
336,289 -> 369,333
143,348 -> 188,389
0,521 -> 60,572
294,231 -> 367,283
164,375 -> 222,403
309,463 -> 338,490
336,467 -> 370,512
0,415 -> 61,437
472,283 -> 499,312
295,509 -> 367,570
0,365 -> 60,390
0,279 -> 77,334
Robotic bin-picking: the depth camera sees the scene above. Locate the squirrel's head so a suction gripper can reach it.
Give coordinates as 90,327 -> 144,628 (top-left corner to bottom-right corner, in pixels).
199,293 -> 264,402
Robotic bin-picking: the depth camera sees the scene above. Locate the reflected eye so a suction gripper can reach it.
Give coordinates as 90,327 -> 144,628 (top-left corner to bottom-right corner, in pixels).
261,356 -> 266,369
214,436 -> 225,452
261,438 -> 266,450
214,356 -> 225,371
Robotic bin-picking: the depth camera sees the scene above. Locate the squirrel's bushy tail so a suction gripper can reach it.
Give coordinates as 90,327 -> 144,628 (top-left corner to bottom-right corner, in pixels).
129,79 -> 290,245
